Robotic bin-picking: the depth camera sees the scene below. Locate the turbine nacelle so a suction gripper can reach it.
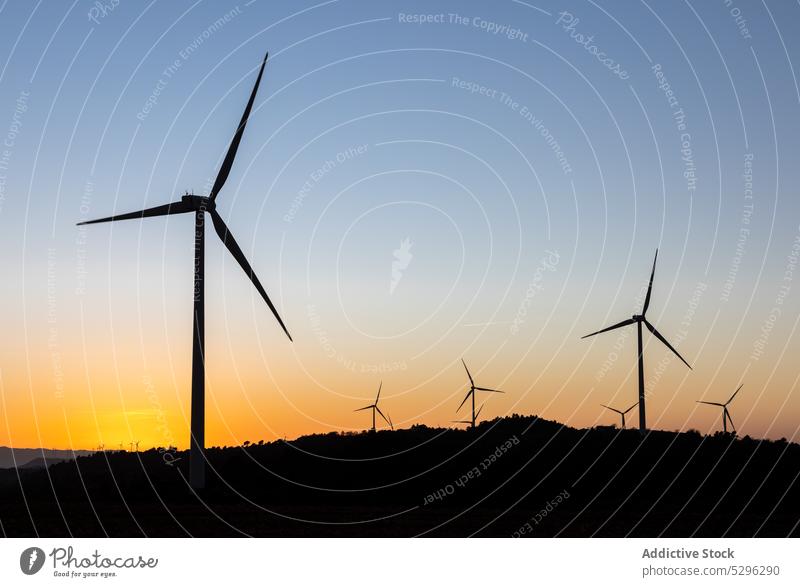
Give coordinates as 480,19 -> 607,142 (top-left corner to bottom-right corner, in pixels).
181,194 -> 215,211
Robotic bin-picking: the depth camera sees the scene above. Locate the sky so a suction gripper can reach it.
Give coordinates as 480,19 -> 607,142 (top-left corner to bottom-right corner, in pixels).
0,0 -> 799,449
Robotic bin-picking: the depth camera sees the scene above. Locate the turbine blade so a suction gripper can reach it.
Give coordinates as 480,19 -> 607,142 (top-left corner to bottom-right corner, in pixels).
601,404 -> 623,415
376,406 -> 390,426
624,402 -> 638,414
354,406 -> 372,412
644,320 -> 691,369
696,401 -> 724,407
725,409 -> 736,432
77,201 -> 192,225
475,387 -> 503,393
475,404 -> 484,420
461,359 -> 474,386
210,52 -> 269,201
210,210 -> 292,341
581,318 -> 636,339
726,383 -> 743,405
375,381 -> 382,404
642,249 -> 658,315
456,389 -> 472,412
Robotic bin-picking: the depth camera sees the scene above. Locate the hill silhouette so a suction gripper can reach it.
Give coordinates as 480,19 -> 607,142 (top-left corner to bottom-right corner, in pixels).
16,457 -> 74,469
0,447 -> 92,468
0,415 -> 797,537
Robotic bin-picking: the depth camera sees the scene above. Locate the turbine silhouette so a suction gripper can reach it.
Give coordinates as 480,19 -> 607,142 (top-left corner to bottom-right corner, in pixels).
582,250 -> 691,432
697,384 -> 742,434
455,359 -> 503,428
78,52 -> 291,489
354,382 -> 391,432
601,402 -> 638,429
453,403 -> 484,426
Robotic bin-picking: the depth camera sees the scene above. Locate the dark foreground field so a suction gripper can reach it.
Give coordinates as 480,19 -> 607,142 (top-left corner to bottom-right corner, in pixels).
1,416 -> 797,537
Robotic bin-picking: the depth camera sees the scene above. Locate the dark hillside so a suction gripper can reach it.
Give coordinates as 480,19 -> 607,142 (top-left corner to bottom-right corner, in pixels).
0,416 -> 796,537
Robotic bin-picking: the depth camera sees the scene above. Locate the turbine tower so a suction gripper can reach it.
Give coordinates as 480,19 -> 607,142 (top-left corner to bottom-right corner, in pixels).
456,359 -> 503,428
582,250 -> 691,433
354,382 -> 391,432
78,52 -> 291,489
697,384 -> 742,434
601,402 -> 638,429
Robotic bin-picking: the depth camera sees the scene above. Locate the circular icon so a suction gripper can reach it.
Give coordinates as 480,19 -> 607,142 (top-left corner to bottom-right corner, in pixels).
19,547 -> 45,575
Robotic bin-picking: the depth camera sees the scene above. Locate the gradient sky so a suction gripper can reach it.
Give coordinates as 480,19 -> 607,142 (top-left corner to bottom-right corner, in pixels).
0,0 -> 799,449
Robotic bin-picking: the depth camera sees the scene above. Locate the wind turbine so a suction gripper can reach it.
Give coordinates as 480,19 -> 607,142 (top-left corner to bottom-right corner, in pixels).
582,250 -> 691,433
601,402 -> 638,429
129,442 -> 134,452
354,382 -> 391,432
697,384 -> 742,434
456,359 -> 503,428
78,52 -> 291,489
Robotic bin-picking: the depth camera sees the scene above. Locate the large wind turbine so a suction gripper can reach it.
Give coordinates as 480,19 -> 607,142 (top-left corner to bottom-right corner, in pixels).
456,359 -> 503,428
354,382 -> 391,432
601,402 -> 638,429
78,52 -> 291,489
582,250 -> 691,433
697,384 -> 742,434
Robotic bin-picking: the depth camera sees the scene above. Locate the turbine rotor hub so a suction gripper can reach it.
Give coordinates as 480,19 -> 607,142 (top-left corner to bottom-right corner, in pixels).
632,314 -> 643,321
181,194 -> 215,211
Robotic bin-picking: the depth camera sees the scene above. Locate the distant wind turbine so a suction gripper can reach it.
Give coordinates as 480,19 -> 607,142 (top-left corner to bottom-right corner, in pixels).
582,250 -> 691,432
78,52 -> 291,489
697,384 -> 742,434
601,402 -> 638,429
354,382 -> 391,432
456,359 -> 503,428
